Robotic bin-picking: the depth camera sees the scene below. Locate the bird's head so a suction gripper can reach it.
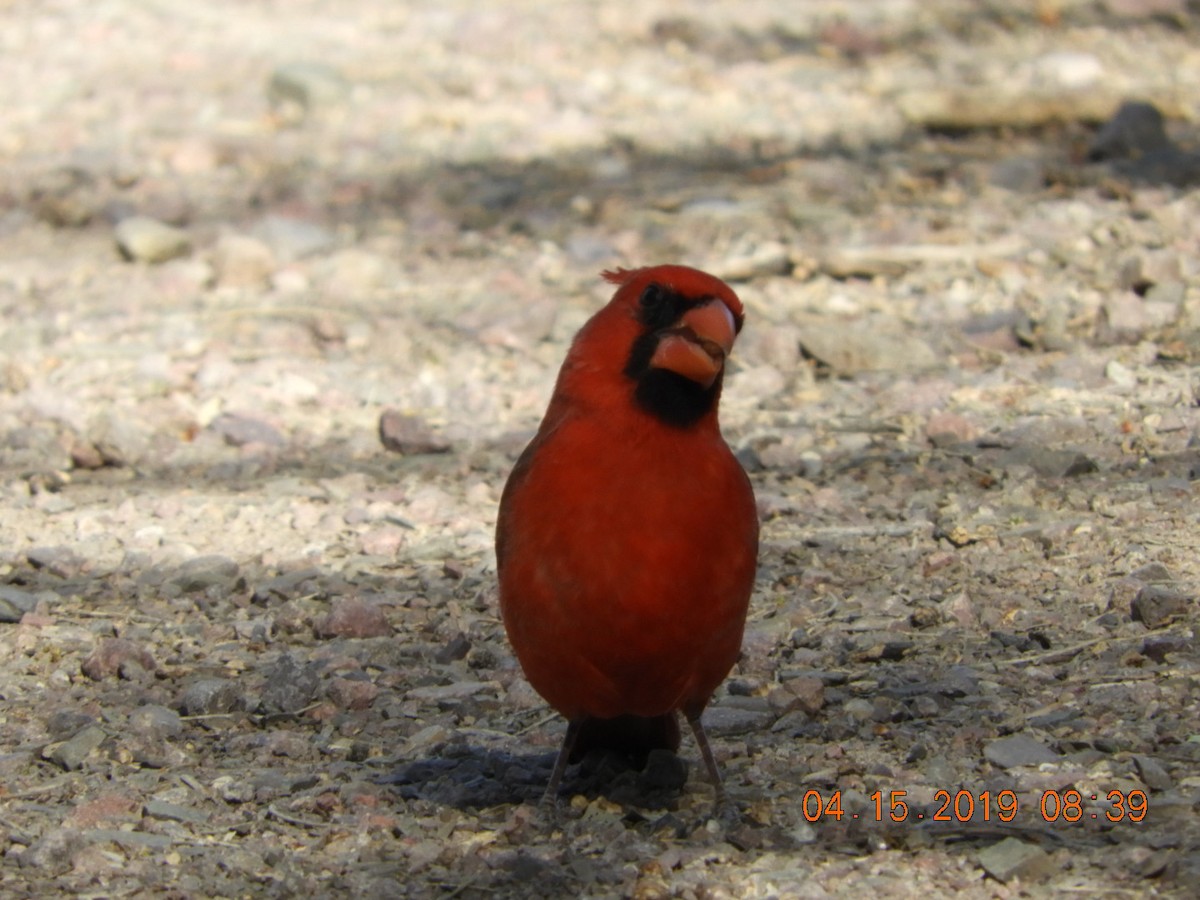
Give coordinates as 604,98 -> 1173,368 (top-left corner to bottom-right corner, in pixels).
558,265 -> 745,430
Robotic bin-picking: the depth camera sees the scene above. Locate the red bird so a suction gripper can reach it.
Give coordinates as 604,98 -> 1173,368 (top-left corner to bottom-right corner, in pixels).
496,265 -> 759,804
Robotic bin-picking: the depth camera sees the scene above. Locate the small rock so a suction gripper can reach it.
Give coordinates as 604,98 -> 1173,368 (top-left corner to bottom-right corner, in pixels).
26,545 -> 83,578
45,724 -> 108,771
128,704 -> 183,739
46,710 -> 99,739
143,799 -> 209,824
213,775 -> 256,803
169,555 -> 241,593
31,166 -> 101,228
267,62 -> 349,119
799,320 -> 938,374
81,638 -> 158,681
115,216 -> 191,263
65,793 -> 141,829
701,705 -> 774,737
984,734 -> 1059,769
1105,359 -> 1137,388
978,837 -> 1054,883
89,412 -> 149,466
69,439 -> 107,470
712,241 -> 791,282
328,676 -> 380,710
1133,755 -> 1173,791
780,676 -> 825,715
177,677 -> 244,716
926,411 -> 980,446
358,526 -> 408,557
1088,101 -> 1171,163
17,828 -> 86,874
988,156 -> 1046,192
210,412 -> 286,448
998,447 -> 1098,478
259,653 -> 322,714
435,632 -> 472,664
0,585 -> 38,622
315,597 -> 392,639
1142,633 -> 1191,663
317,249 -> 395,294
1130,584 -> 1191,627
211,233 -> 276,287
255,214 -> 335,261
379,410 -> 451,455
1031,51 -> 1103,90
407,680 -> 499,703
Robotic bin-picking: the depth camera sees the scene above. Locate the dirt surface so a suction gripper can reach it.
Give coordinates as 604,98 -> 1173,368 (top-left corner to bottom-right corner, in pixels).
2,1 -> 1199,897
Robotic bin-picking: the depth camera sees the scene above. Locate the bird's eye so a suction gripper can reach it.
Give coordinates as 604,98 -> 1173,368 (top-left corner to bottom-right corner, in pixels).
639,284 -> 665,309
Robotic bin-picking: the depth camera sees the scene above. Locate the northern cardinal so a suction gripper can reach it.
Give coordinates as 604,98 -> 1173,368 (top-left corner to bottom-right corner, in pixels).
496,265 -> 758,804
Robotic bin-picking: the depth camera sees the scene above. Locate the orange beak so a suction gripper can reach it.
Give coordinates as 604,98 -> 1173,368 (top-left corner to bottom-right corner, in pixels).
648,300 -> 737,388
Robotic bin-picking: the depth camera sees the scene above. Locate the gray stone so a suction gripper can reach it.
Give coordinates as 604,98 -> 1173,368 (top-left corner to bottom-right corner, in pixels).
169,555 -> 241,593
143,799 -> 209,824
45,724 -> 107,771
984,734 -> 1059,768
978,837 -> 1054,882
0,585 -> 38,622
178,677 -> 244,716
267,62 -> 349,117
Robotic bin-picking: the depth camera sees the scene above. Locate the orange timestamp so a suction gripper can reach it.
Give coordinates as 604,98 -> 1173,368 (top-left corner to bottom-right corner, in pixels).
797,788 -> 1149,823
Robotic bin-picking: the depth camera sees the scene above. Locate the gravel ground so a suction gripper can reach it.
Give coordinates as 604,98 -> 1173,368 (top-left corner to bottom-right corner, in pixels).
2,1 -> 1199,897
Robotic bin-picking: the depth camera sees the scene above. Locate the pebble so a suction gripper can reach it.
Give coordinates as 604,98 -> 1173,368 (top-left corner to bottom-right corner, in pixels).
983,734 -> 1060,769
1130,585 -> 1192,628
988,156 -> 1046,193
978,837 -> 1054,883
26,545 -> 83,578
406,680 -> 499,703
255,214 -> 335,261
267,62 -> 349,119
45,724 -> 108,771
1031,51 -> 1104,90
378,410 -> 451,455
128,704 -> 184,739
81,638 -> 158,681
211,233 -> 276,287
712,241 -> 791,282
701,705 -> 774,737
1088,101 -> 1171,163
16,829 -> 86,874
315,597 -> 393,639
209,413 -> 286,448
143,799 -> 209,825
88,411 -> 148,466
259,653 -> 322,714
0,585 -> 39,622
798,320 -> 938,374
1133,755 -> 1174,791
31,166 -> 101,228
114,216 -> 191,263
177,677 -> 244,716
1142,633 -> 1191,663
328,676 -> 380,710
169,555 -> 241,593
778,676 -> 825,715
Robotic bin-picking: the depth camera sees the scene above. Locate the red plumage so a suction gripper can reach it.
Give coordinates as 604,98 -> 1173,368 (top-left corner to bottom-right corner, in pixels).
496,265 -> 758,801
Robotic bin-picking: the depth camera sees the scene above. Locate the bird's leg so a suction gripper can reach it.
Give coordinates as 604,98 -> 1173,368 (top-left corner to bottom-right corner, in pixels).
684,711 -> 724,800
541,718 -> 581,810
686,711 -> 740,823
